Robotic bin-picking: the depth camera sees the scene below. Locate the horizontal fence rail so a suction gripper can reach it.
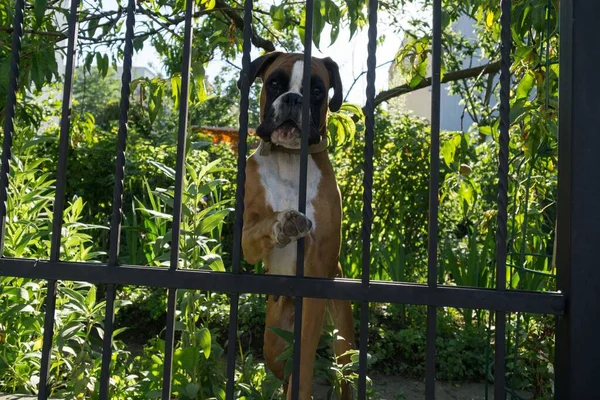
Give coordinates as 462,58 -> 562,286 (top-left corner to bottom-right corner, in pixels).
0,259 -> 565,315
3,0 -> 599,398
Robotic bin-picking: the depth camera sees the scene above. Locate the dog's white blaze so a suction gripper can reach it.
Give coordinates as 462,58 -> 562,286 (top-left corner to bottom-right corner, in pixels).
288,60 -> 304,93
272,60 -> 304,121
254,145 -> 321,276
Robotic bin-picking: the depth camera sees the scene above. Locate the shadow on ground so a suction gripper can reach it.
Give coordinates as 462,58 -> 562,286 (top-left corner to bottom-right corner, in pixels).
314,374 -> 532,399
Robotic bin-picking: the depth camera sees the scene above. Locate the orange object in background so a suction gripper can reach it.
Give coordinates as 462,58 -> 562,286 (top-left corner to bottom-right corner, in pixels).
191,126 -> 259,152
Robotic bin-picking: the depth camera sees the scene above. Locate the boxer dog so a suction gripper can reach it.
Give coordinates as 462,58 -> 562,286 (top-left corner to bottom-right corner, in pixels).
240,52 -> 355,399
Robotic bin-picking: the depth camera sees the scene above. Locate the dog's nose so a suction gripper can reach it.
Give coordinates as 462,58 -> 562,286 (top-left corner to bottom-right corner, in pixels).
281,92 -> 302,107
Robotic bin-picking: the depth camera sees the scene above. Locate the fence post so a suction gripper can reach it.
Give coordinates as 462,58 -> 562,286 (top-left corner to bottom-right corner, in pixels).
555,0 -> 600,398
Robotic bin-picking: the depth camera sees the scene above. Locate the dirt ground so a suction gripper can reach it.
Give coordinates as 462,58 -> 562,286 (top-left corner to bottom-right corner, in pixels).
313,375 -> 532,400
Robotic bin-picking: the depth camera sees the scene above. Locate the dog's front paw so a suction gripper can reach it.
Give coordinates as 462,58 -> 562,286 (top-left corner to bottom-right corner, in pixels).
273,209 -> 313,247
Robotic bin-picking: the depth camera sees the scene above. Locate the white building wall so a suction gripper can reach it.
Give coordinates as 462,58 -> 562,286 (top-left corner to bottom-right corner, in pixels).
391,14 -> 497,131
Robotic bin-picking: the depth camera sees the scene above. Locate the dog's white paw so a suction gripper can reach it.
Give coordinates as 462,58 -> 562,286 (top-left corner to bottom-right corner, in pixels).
273,209 -> 313,247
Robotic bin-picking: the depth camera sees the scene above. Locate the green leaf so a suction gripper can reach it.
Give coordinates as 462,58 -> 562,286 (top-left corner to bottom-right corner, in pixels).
10,304 -> 35,313
326,0 -> 341,26
270,4 -> 286,31
197,179 -> 228,196
486,10 -> 495,29
441,9 -> 451,30
133,36 -> 145,52
0,57 -> 12,91
59,323 -> 84,341
313,0 -> 325,49
191,141 -> 212,149
510,100 -> 534,123
204,0 -> 216,10
185,383 -> 200,398
136,207 -> 173,220
199,209 -> 231,233
340,103 -> 364,119
298,10 -> 306,42
96,53 -> 109,77
191,62 -> 206,103
268,326 -> 294,344
330,23 -> 340,44
275,344 -> 293,362
88,17 -> 99,37
196,77 -> 208,103
516,71 -> 535,101
61,287 -> 87,310
148,160 -> 176,180
171,74 -> 181,108
284,357 -> 293,379
201,254 -> 225,272
145,390 -> 161,398
198,158 -> 222,180
34,0 -> 48,28
441,134 -> 461,167
85,285 -> 97,310
212,386 -> 226,400
103,54 -> 110,77
479,125 -> 494,136
18,287 -> 29,301
113,327 -> 129,338
409,74 -> 423,88
197,327 -> 211,359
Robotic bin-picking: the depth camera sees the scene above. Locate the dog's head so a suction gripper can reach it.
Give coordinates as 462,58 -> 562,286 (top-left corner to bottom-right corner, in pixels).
238,52 -> 342,149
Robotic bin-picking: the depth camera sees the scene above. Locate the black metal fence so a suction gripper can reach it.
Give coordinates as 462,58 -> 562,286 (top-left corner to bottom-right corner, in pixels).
0,0 -> 598,399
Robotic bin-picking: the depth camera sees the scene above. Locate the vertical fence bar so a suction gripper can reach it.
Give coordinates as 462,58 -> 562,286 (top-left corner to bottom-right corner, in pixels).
98,1 -> 136,398
162,0 -> 194,398
358,0 -> 377,398
225,290 -> 239,398
494,0 -> 511,398
162,289 -> 177,399
49,3 -> 80,263
426,0 -> 442,398
38,284 -> 57,400
0,0 -> 25,255
225,0 -> 253,396
555,1 -> 600,399
107,2 -> 136,268
39,1 -> 80,398
291,0 -> 314,397
554,0 -> 573,397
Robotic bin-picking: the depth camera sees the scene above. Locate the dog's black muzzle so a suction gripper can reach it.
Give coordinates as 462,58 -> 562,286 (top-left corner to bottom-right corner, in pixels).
256,93 -> 321,145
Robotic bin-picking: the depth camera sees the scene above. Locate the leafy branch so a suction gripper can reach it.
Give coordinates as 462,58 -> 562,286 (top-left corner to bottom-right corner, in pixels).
374,60 -> 500,107
214,0 -> 276,51
354,60 -> 501,120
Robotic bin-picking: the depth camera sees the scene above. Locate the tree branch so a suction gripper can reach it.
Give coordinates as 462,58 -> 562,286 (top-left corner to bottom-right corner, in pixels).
214,0 -> 276,52
138,1 -> 276,52
372,60 -> 500,109
344,59 -> 394,102
0,25 -> 66,39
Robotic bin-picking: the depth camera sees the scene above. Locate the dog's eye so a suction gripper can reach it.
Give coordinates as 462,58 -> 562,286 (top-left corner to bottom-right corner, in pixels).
312,87 -> 322,97
269,80 -> 279,90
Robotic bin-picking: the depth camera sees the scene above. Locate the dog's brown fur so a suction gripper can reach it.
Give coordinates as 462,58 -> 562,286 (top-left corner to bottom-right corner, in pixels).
241,53 -> 355,399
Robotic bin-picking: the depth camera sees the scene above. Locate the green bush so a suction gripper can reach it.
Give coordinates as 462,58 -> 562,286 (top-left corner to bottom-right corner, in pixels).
0,37 -> 560,397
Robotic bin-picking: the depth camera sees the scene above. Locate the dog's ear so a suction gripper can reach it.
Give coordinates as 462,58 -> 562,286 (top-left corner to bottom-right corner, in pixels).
322,57 -> 343,112
237,51 -> 283,90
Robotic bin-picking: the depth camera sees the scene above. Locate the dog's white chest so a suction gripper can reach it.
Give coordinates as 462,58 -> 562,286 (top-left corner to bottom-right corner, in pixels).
255,149 -> 321,275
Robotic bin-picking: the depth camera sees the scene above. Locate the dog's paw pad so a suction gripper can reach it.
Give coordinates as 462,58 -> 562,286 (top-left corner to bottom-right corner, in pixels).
274,210 -> 313,246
